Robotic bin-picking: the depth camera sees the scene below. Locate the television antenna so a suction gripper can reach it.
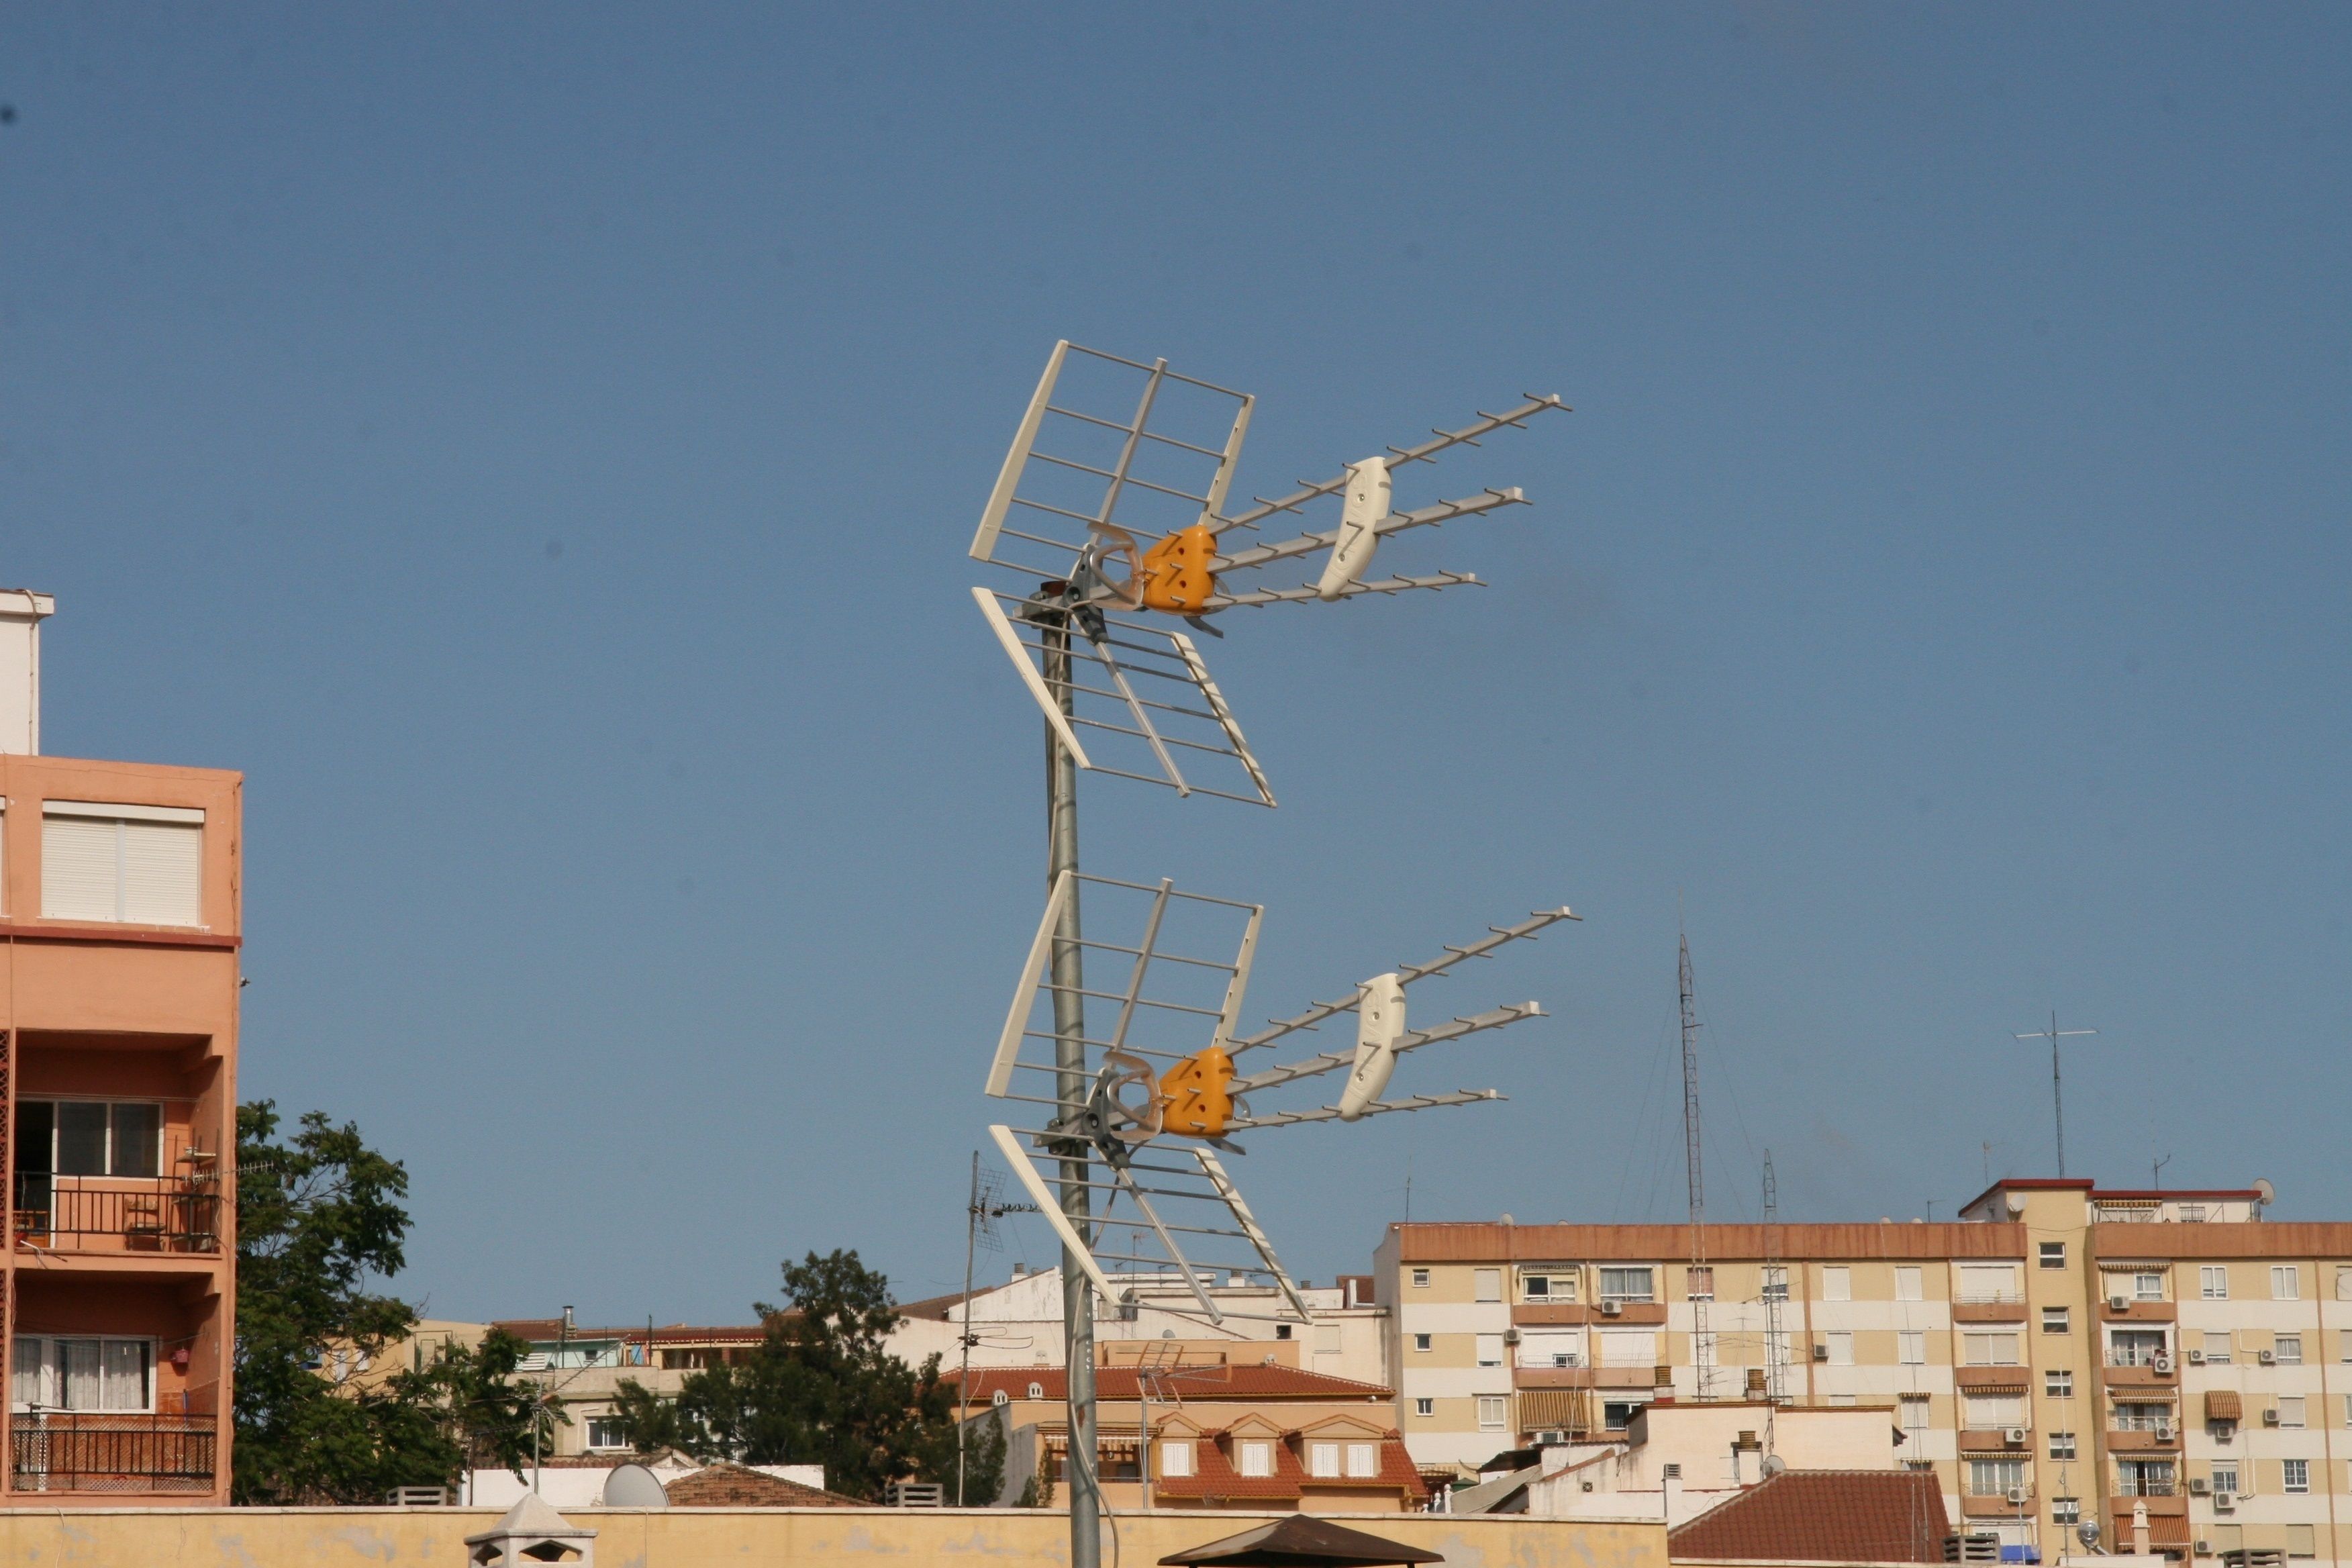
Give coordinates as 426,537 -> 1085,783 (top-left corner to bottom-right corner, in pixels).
1679,924 -> 1711,1400
967,340 -> 1568,1568
957,1152 -> 1037,1506
2013,1012 -> 2098,1178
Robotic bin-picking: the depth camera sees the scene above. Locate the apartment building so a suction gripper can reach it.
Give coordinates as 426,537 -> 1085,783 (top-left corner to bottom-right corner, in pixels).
0,592 -> 242,1504
1377,1177 -> 2352,1567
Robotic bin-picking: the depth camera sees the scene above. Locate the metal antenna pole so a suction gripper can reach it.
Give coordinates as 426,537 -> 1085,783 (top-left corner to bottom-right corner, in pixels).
1042,595 -> 1099,1568
1678,928 -> 1710,1400
2014,1012 -> 2097,1178
1761,1150 -> 1783,1421
958,1150 -> 979,1508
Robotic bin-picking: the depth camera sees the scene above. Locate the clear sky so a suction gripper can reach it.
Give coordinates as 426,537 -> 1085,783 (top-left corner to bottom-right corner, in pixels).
5,5 -> 2347,1326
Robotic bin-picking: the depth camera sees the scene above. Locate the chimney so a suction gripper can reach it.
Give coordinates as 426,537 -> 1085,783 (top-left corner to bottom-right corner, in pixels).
0,590 -> 54,756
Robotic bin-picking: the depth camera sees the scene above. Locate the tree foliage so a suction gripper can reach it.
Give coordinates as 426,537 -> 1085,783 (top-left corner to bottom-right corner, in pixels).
611,1248 -> 1001,1502
232,1101 -> 543,1504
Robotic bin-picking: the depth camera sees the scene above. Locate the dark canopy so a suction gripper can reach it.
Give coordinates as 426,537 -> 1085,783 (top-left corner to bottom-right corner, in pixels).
1159,1513 -> 1445,1567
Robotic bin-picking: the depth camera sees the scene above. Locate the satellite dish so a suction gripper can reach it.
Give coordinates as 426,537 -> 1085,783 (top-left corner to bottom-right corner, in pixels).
2004,1194 -> 2026,1218
1761,1455 -> 1787,1477
600,1461 -> 669,1509
2253,1178 -> 2276,1208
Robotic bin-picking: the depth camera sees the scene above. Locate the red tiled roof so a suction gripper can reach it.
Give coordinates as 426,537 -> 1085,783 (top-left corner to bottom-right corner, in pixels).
950,1365 -> 1392,1402
1669,1470 -> 1951,1564
663,1462 -> 863,1508
1152,1432 -> 1424,1503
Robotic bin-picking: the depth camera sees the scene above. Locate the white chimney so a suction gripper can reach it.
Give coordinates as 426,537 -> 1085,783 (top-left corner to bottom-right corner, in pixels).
0,590 -> 54,756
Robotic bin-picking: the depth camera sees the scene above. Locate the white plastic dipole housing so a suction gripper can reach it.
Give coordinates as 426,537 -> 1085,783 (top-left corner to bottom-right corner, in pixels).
1337,972 -> 1408,1120
1314,458 -> 1391,601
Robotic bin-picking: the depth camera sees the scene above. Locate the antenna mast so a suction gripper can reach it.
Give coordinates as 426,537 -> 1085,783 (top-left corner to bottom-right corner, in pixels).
1761,1150 -> 1785,1413
1679,929 -> 1711,1400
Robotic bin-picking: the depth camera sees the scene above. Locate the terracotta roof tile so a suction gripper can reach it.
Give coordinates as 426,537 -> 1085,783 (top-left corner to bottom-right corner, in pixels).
663,1463 -> 864,1508
1669,1469 -> 1951,1563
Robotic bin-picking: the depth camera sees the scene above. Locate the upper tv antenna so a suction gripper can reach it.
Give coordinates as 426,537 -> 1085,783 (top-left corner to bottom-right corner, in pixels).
970,340 -> 1567,803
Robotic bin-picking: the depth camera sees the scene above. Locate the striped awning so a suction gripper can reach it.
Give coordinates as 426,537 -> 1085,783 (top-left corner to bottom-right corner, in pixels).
2204,1390 -> 2243,1422
2146,1515 -> 2192,1547
1517,1389 -> 1589,1430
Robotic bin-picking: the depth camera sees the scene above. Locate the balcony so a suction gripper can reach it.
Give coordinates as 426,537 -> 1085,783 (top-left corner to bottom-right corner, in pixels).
13,1171 -> 223,1255
11,1412 -> 217,1494
1954,1295 -> 2030,1324
1961,1490 -> 2036,1518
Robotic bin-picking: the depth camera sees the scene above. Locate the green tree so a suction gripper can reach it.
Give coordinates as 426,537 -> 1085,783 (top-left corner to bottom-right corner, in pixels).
232,1101 -> 544,1504
611,1248 -> 999,1502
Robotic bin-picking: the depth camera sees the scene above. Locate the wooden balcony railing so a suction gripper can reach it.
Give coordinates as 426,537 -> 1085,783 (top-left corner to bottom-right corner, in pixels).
11,1412 -> 217,1493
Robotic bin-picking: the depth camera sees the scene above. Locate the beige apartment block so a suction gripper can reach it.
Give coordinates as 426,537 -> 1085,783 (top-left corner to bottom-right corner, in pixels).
1377,1177 -> 2351,1567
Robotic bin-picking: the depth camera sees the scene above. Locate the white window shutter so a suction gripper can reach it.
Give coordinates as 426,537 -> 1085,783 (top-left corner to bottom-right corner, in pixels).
42,816 -> 119,920
121,821 -> 202,926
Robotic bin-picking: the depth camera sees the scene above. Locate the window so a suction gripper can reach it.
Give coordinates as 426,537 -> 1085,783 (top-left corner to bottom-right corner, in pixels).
1685,1265 -> 1714,1301
2053,1498 -> 2081,1525
2274,1334 -> 2302,1365
2047,1370 -> 2073,1398
11,1336 -> 152,1412
2200,1266 -> 2229,1300
1475,1395 -> 1507,1432
41,802 -> 204,927
1275,1324 -> 1292,1340
1960,1263 -> 2020,1302
1601,1400 -> 1640,1431
2108,1328 -> 2167,1367
1896,1266 -> 1924,1302
1412,1333 -> 1432,1353
1968,1458 -> 2026,1496
2343,1395 -> 2352,1428
585,1416 -> 628,1451
2040,1242 -> 2067,1270
2114,1402 -> 2170,1432
2271,1266 -> 2300,1301
1901,1398 -> 1930,1440
2337,1267 -> 2352,1303
1238,1440 -> 1273,1477
2117,1459 -> 2175,1498
2135,1271 -> 2165,1302
1160,1439 -> 1193,1477
2283,1458 -> 2310,1493
1900,1331 -> 1926,1366
2277,1397 -> 2304,1429
15,1100 -> 164,1179
2286,1526 -> 2315,1561
1598,1329 -> 1657,1367
1963,1332 -> 2021,1365
2178,1204 -> 2207,1224
1308,1442 -> 1340,1478
2211,1461 -> 2239,1495
1522,1329 -> 1582,1369
1473,1269 -> 1502,1303
1411,1269 -> 1430,1288
1346,1442 -> 1377,1478
1522,1269 -> 1573,1302
1475,1334 -> 1504,1368
2049,1431 -> 2076,1460
2043,1307 -> 2070,1334
1599,1266 -> 1654,1304
1824,1331 -> 1853,1367
1413,1398 -> 1433,1418
2203,1331 -> 2233,1365
1822,1266 -> 1851,1302
1965,1393 -> 2026,1428
1762,1265 -> 1788,1302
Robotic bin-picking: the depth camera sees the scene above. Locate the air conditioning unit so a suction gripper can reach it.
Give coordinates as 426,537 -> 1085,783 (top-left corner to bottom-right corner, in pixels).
2110,1295 -> 2131,1312
1536,1429 -> 1567,1445
2188,1349 -> 2206,1365
1812,1342 -> 1830,1361
1601,1301 -> 1624,1317
2153,1355 -> 2174,1373
2006,1487 -> 2030,1506
2213,1492 -> 2235,1512
2157,1424 -> 2175,1442
2196,1543 -> 2212,1559
2262,1408 -> 2280,1426
1503,1328 -> 1522,1345
2188,1477 -> 2210,1496
2257,1349 -> 2275,1365
2005,1428 -> 2028,1445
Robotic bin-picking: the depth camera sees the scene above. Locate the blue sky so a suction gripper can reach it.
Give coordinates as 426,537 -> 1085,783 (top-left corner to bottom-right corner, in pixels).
4,5 -> 2346,1325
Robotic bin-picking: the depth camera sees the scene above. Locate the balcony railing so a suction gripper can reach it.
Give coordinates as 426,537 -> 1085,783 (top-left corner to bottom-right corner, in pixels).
2106,1348 -> 2172,1369
1955,1289 -> 2026,1305
13,1173 -> 222,1254
2115,1475 -> 2177,1498
11,1413 -> 216,1493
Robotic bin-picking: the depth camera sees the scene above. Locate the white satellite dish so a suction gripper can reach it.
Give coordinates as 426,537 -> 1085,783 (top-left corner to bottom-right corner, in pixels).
600,1461 -> 669,1509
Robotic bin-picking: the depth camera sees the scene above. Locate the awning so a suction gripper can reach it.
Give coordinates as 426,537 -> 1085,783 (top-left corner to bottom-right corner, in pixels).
1517,1389 -> 1589,1430
2204,1391 -> 2243,1422
2145,1516 -> 2192,1547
